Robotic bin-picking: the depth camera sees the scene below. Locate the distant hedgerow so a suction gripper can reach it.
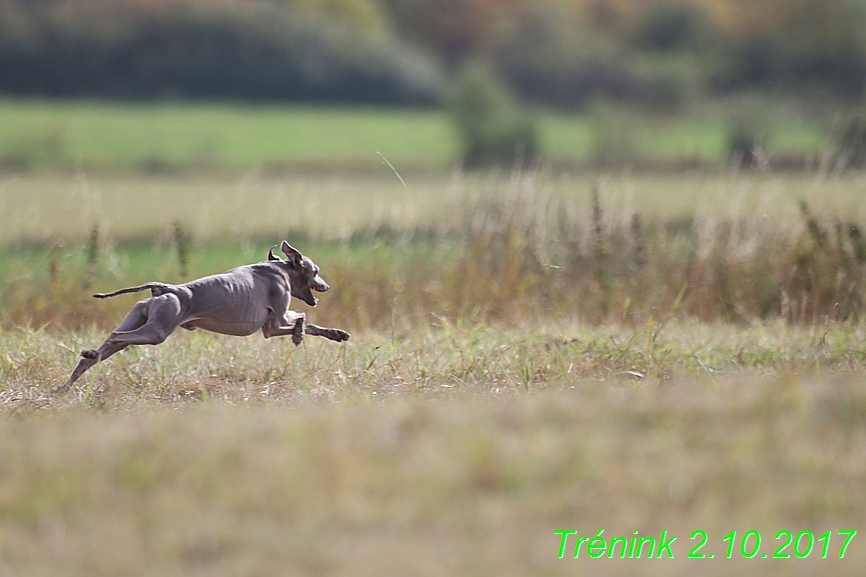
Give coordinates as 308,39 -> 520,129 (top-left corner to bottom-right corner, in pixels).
0,0 -> 444,105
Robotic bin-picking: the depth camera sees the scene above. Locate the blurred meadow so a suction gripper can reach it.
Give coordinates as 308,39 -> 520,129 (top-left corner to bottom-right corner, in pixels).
0,98 -> 830,172
2,0 -> 866,575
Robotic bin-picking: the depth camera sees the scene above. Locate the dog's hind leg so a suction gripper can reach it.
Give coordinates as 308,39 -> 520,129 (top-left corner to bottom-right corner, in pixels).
54,295 -> 183,395
53,300 -> 150,394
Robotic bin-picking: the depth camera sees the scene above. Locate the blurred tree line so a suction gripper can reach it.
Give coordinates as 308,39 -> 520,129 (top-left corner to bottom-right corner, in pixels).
0,0 -> 442,104
1,0 -> 865,107
385,0 -> 866,109
1,0 -> 865,165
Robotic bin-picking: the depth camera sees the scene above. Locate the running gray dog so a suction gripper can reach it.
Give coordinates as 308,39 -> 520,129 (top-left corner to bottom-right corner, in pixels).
54,241 -> 349,394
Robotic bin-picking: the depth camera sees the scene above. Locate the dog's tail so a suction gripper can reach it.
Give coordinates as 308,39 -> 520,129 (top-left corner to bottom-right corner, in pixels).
93,282 -> 172,299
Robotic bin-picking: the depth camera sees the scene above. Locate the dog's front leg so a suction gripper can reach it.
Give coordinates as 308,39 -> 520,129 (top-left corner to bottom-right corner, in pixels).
262,310 -> 306,345
304,324 -> 350,342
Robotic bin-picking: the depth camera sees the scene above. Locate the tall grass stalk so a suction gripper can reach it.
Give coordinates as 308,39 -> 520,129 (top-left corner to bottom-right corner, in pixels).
3,171 -> 866,330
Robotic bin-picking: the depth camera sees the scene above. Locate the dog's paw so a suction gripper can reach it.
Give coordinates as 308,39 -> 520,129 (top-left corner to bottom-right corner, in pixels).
334,330 -> 351,342
80,349 -> 100,359
50,383 -> 70,395
292,334 -> 304,346
325,329 -> 350,342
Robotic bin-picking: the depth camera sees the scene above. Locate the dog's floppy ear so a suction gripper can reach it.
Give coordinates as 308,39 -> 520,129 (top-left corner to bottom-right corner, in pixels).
268,245 -> 281,261
281,240 -> 302,265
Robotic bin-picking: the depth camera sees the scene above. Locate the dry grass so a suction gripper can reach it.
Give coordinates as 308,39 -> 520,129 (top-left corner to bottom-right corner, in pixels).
1,322 -> 866,576
3,170 -> 866,576
4,170 -> 866,329
2,320 -> 866,411
3,171 -> 866,245
1,325 -> 864,576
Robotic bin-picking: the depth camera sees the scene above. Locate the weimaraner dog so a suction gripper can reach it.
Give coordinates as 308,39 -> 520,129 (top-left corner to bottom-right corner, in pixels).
54,241 -> 349,394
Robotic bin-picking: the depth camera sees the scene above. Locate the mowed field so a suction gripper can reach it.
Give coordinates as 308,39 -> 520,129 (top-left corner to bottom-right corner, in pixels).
4,169 -> 866,245
1,103 -> 865,575
0,98 -> 826,172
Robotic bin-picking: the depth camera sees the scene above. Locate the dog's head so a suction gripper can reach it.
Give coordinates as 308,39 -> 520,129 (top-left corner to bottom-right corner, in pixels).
269,241 -> 329,307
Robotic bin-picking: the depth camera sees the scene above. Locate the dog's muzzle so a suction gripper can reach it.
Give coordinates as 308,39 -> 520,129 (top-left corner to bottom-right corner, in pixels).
311,277 -> 329,293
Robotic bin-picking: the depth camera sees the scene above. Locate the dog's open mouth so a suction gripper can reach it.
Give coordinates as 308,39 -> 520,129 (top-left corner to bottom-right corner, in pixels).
312,285 -> 327,292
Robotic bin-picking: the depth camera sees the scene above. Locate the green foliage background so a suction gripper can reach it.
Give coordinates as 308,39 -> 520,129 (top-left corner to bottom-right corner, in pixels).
2,0 -> 866,110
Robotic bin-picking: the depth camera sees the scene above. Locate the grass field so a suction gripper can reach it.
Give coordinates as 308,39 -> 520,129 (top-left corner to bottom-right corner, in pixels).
1,322 -> 865,576
0,98 -> 828,172
4,169 -> 866,329
3,170 -> 866,246
0,100 -> 456,172
1,105 -> 864,576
